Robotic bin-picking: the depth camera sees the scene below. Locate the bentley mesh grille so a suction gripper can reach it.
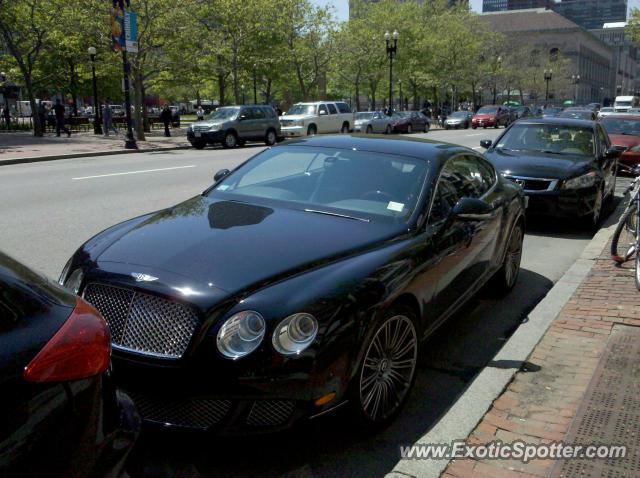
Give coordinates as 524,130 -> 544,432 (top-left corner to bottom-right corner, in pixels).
128,393 -> 231,429
246,400 -> 295,427
83,283 -> 199,359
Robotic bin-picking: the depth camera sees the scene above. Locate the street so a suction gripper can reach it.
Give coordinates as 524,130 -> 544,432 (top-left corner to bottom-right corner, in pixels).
0,128 -> 607,477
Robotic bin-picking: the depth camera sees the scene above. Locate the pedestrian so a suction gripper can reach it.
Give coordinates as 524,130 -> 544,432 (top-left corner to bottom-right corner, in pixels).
2,105 -> 10,130
196,105 -> 204,121
37,100 -> 46,134
102,103 -> 117,136
53,99 -> 71,137
160,104 -> 172,137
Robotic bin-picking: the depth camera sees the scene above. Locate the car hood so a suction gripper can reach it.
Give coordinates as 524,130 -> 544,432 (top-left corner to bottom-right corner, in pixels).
473,114 -> 495,119
192,120 -> 224,128
608,133 -> 640,148
95,196 -> 402,295
486,148 -> 592,179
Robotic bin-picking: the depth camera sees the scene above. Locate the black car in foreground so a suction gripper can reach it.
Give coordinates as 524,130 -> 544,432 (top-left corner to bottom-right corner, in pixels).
0,252 -> 139,477
61,135 -> 525,434
481,118 -> 620,226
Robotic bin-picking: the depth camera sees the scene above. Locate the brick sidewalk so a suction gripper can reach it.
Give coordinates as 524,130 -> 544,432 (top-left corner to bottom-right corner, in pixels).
443,241 -> 640,478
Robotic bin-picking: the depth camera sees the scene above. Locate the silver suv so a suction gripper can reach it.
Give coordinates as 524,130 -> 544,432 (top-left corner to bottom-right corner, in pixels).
187,105 -> 281,149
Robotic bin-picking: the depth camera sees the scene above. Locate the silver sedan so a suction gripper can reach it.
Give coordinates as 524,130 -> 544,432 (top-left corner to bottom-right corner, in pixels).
353,111 -> 394,134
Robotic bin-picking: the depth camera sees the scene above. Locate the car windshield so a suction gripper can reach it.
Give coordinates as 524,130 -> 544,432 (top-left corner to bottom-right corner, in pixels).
602,117 -> 640,136
616,101 -> 633,107
355,112 -> 375,120
287,104 -> 316,115
396,112 -> 411,118
601,108 -> 614,112
451,112 -> 468,118
544,108 -> 562,114
477,107 -> 498,114
494,123 -> 595,157
209,145 -> 428,222
208,107 -> 239,120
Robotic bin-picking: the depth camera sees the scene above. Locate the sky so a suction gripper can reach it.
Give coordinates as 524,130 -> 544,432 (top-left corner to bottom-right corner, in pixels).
311,0 -> 640,22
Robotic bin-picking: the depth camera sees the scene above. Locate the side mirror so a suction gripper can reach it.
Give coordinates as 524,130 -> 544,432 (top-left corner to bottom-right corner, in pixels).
319,110 -> 327,115
605,146 -> 625,158
452,197 -> 493,221
480,139 -> 492,149
214,169 -> 230,182
238,114 -> 247,121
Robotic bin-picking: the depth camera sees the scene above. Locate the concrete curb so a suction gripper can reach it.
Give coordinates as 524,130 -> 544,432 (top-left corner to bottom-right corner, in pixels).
386,198 -> 627,478
0,145 -> 192,167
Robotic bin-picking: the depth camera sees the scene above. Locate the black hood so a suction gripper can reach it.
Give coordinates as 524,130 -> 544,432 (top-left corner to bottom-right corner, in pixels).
486,148 -> 592,179
95,196 -> 403,294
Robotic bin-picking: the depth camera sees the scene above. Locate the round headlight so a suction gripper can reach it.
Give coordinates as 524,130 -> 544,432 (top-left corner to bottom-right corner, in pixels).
217,311 -> 265,359
272,313 -> 318,355
64,268 -> 84,295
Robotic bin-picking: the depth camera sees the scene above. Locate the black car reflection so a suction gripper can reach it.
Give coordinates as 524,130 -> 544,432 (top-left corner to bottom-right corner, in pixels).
61,135 -> 525,433
0,251 -> 139,477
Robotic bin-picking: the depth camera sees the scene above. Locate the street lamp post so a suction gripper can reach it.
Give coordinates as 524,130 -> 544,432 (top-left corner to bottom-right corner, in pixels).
544,69 -> 553,105
241,84 -> 245,105
88,47 -> 103,135
572,74 -> 581,104
493,56 -> 502,104
253,63 -> 257,104
385,30 -> 399,114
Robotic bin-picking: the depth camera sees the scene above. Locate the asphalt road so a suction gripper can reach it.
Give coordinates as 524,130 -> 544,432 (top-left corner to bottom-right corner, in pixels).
0,128 -> 614,478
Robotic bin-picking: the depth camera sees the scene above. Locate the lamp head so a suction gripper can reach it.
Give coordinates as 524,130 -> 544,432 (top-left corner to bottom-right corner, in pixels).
393,30 -> 399,40
384,31 -> 391,41
88,46 -> 97,55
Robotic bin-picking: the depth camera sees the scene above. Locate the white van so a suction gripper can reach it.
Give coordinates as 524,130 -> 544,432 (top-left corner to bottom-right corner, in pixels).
614,96 -> 640,112
279,101 -> 353,137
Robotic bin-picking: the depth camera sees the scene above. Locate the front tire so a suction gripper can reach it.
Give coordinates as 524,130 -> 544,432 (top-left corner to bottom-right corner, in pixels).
265,129 -> 277,146
366,125 -> 373,134
493,220 -> 524,292
307,124 -> 317,136
407,124 -> 413,134
350,305 -> 419,428
385,125 -> 392,135
222,131 -> 237,148
341,122 -> 350,134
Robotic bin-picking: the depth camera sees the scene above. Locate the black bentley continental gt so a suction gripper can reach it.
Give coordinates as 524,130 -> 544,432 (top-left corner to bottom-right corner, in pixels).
60,135 -> 526,433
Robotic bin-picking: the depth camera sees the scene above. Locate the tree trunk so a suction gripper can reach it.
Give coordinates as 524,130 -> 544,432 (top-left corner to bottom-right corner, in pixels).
355,79 -> 361,112
218,73 -> 226,106
132,65 -> 145,141
265,78 -> 272,104
142,81 -> 150,133
69,61 -> 78,117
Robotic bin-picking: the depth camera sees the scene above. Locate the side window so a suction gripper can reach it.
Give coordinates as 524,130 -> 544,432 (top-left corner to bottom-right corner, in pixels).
240,107 -> 253,120
429,173 -> 462,224
336,102 -> 351,114
318,104 -> 328,115
597,125 -> 610,152
446,156 -> 488,198
252,107 -> 266,119
476,157 -> 497,191
327,103 -> 338,115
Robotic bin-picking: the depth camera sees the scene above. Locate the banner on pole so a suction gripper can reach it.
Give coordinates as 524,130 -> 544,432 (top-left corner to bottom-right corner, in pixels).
110,4 -> 125,52
125,11 -> 138,53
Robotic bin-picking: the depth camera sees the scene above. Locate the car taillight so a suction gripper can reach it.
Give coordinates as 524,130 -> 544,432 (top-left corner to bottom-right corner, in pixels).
23,297 -> 111,383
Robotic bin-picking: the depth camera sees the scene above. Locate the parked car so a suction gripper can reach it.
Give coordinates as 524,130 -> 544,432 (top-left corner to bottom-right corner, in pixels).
597,107 -> 616,119
353,111 -> 394,134
586,103 -> 601,112
279,101 -> 353,137
557,108 -> 597,121
109,104 -> 125,117
600,115 -> 640,167
62,135 -> 525,433
390,110 -> 430,133
481,118 -> 620,227
444,111 -> 473,129
187,105 -> 281,149
0,251 -> 139,477
541,107 -> 564,118
513,106 -> 531,119
472,105 -> 510,129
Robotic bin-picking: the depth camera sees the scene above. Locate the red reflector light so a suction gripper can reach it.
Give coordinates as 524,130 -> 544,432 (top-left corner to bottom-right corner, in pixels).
23,297 -> 111,383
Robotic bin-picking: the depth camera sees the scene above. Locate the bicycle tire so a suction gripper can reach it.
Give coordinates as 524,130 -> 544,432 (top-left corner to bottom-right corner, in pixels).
611,204 -> 638,264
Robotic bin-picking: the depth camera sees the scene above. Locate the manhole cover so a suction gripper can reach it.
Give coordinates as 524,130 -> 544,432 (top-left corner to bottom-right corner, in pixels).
550,325 -> 640,478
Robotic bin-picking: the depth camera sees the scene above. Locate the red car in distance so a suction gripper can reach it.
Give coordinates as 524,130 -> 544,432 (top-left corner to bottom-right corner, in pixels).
601,115 -> 640,167
472,105 -> 510,129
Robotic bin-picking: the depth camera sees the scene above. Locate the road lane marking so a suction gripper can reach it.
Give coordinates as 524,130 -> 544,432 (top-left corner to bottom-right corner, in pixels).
72,165 -> 196,180
466,133 -> 484,136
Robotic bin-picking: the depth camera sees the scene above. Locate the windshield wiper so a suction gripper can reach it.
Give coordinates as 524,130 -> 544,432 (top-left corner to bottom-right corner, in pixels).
303,208 -> 371,223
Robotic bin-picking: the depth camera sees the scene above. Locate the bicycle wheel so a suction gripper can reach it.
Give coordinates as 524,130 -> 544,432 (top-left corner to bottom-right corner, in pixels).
611,204 -> 638,264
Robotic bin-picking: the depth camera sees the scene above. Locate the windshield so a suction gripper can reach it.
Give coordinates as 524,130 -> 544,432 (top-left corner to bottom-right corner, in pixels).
477,107 -> 498,114
355,112 -> 374,120
616,101 -> 633,107
558,110 -> 592,120
544,108 -> 562,114
602,117 -> 640,136
494,123 -> 595,157
287,104 -> 316,115
208,107 -> 239,120
209,146 -> 428,221
396,112 -> 411,118
451,112 -> 468,118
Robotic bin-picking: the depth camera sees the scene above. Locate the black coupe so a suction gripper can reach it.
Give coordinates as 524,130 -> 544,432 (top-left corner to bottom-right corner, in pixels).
61,135 -> 525,433
481,118 -> 620,227
0,251 -> 139,477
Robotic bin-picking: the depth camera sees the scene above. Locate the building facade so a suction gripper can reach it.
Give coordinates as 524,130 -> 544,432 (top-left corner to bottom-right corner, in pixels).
592,22 -> 640,97
483,0 -> 550,13
480,9 -> 614,104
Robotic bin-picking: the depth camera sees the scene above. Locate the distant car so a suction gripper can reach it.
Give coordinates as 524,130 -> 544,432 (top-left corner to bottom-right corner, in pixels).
472,105 -> 510,129
586,103 -> 601,111
600,115 -> 640,167
0,251 -> 139,477
512,106 -> 531,119
557,108 -> 597,121
542,107 -> 563,118
444,111 -> 472,129
353,111 -> 394,134
390,110 -> 430,133
187,104 -> 282,149
109,104 -> 125,117
279,101 -> 353,137
481,118 -> 620,227
597,107 -> 616,119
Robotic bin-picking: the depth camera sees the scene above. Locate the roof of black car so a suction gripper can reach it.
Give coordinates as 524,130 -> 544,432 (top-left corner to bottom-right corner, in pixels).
281,134 -> 465,161
515,117 -> 596,127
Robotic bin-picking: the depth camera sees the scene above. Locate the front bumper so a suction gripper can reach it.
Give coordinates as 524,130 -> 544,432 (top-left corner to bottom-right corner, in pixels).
187,129 -> 225,143
445,121 -> 462,128
472,119 -> 496,127
524,187 -> 599,218
280,125 -> 305,137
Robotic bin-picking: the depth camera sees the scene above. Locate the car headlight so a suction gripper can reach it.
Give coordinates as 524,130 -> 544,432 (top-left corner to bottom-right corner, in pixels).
272,313 -> 318,355
217,311 -> 265,359
563,172 -> 598,189
208,124 -> 222,131
64,268 -> 84,295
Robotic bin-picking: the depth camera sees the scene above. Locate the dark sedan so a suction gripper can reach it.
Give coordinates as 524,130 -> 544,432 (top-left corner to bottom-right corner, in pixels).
0,252 -> 139,477
62,135 -> 525,433
557,108 -> 597,121
481,118 -> 620,227
391,111 -> 430,133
